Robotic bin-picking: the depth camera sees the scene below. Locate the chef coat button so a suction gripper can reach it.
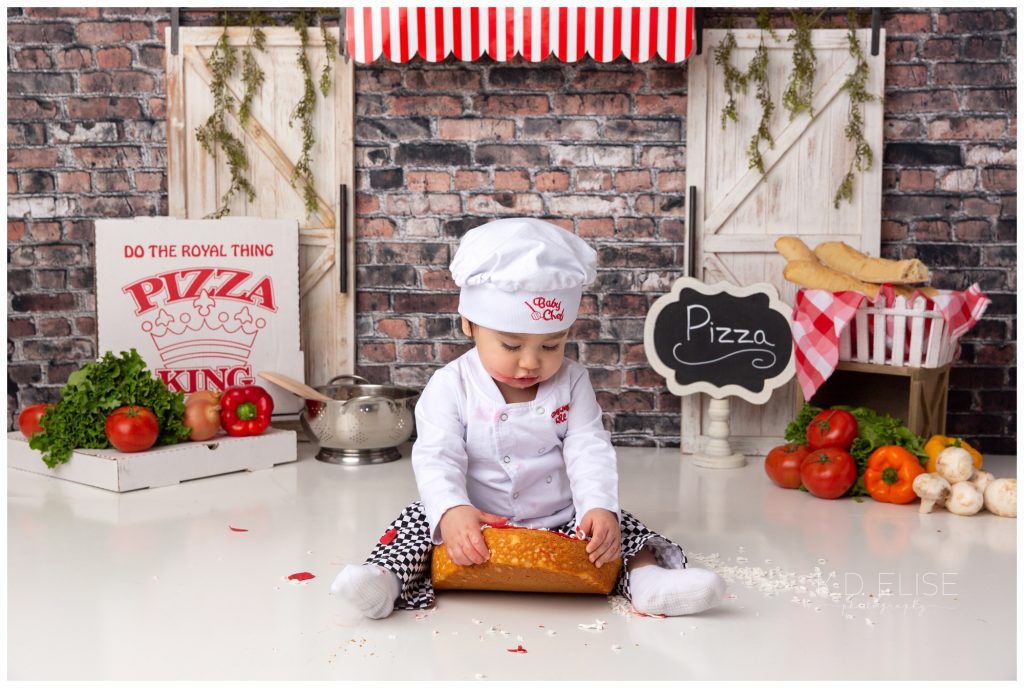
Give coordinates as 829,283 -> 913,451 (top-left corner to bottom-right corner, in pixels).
500,413 -> 508,421
536,407 -> 545,414
512,492 -> 519,500
545,475 -> 552,484
537,447 -> 545,454
502,455 -> 511,464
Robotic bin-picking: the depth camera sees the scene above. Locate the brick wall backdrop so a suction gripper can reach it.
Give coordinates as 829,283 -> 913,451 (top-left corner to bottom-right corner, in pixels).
6,8 -> 1017,452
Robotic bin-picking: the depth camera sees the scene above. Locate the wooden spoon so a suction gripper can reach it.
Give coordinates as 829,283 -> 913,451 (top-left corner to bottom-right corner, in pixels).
258,371 -> 333,403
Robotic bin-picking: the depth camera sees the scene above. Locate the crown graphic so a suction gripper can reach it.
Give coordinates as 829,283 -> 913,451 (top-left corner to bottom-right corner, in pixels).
140,289 -> 265,366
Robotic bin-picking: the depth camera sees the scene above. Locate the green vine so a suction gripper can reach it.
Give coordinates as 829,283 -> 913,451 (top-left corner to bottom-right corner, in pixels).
716,9 -> 876,200
782,10 -> 821,120
238,11 -> 267,127
195,17 -> 255,219
757,8 -> 780,42
193,9 -> 336,219
316,10 -> 338,97
833,10 -> 877,208
745,11 -> 776,175
714,30 -> 748,130
290,10 -> 321,217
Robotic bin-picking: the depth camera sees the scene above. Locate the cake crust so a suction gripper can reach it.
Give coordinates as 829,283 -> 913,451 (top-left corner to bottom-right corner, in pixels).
431,526 -> 622,594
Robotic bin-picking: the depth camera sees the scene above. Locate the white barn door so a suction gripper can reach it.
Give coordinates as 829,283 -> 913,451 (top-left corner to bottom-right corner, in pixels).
166,27 -> 355,387
684,28 -> 886,456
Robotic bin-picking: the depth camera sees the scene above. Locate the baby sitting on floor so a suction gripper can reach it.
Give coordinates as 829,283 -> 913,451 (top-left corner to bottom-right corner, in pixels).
332,217 -> 726,618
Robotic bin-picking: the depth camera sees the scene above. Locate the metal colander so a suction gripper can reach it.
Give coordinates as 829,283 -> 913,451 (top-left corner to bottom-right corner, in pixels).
300,375 -> 419,465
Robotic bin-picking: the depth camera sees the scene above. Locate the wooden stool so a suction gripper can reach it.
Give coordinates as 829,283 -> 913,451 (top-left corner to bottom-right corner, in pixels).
798,361 -> 950,439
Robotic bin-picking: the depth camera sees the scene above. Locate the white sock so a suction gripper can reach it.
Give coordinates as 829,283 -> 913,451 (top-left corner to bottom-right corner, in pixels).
628,566 -> 727,616
331,564 -> 401,620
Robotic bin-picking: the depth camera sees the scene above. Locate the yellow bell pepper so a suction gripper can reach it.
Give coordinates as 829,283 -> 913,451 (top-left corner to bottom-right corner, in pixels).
924,435 -> 983,473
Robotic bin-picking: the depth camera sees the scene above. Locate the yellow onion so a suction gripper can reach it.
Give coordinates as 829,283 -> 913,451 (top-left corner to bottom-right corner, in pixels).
184,391 -> 222,441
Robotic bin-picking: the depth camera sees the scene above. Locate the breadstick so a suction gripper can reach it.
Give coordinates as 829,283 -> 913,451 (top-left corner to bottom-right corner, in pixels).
892,285 -> 940,299
783,260 -> 880,297
774,236 -> 818,263
814,241 -> 930,284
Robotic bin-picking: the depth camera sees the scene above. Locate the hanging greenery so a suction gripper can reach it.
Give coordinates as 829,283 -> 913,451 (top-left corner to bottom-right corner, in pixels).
782,10 -> 821,120
289,9 -> 337,217
713,30 -> 747,130
833,10 -> 877,208
194,9 -> 337,219
745,11 -> 777,175
715,9 -> 876,206
757,8 -> 780,42
238,11 -> 267,127
316,10 -> 339,97
289,11 -> 317,217
195,17 -> 255,219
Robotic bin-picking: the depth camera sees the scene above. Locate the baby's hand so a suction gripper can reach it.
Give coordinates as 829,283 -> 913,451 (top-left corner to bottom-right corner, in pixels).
578,509 -> 621,568
439,505 -> 508,566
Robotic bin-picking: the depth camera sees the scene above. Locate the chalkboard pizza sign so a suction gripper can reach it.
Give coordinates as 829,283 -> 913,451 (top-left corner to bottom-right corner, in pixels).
643,277 -> 795,404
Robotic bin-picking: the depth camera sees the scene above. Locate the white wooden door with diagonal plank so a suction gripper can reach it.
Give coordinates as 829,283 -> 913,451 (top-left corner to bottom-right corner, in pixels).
684,28 -> 885,456
166,27 -> 354,388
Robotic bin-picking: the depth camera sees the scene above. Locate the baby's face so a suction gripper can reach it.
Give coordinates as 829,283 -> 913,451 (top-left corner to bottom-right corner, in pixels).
463,319 -> 569,391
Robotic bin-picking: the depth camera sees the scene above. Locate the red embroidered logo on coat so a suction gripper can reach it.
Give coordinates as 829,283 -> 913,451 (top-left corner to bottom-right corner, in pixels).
523,296 -> 564,322
551,403 -> 570,424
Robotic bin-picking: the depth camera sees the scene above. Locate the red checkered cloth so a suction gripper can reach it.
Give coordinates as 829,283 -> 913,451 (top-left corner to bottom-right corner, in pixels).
791,284 -> 990,400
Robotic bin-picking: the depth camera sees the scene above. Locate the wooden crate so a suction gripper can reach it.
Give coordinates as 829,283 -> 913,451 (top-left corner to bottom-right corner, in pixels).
840,296 -> 955,368
799,361 -> 950,439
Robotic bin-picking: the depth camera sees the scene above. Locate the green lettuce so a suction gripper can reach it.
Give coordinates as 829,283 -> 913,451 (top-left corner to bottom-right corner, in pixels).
29,349 -> 190,468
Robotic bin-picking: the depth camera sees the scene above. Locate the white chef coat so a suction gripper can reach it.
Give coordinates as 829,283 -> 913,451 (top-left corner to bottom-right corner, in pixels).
412,347 -> 620,545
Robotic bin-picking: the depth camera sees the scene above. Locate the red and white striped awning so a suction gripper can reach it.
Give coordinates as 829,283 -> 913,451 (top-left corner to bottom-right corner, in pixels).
346,7 -> 694,64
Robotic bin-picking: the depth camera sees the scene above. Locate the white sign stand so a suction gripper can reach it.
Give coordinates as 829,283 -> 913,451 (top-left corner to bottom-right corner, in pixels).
696,397 -> 745,468
644,277 -> 796,470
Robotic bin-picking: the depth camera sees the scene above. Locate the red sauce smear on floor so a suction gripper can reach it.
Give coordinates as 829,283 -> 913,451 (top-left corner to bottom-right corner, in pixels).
507,644 -> 528,653
288,571 -> 315,581
228,526 -> 248,532
631,608 -> 667,618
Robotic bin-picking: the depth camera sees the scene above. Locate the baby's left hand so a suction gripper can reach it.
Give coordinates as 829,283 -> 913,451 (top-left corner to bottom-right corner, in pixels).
578,509 -> 621,568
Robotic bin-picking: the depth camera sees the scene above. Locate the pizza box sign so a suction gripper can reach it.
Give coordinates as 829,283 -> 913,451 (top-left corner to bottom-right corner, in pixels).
96,217 -> 304,415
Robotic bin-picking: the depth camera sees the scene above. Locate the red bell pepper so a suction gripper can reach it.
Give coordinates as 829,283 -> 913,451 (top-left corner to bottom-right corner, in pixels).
220,385 -> 274,437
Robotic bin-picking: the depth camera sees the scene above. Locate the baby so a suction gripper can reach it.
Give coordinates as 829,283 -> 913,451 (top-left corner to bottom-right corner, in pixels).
332,217 -> 725,618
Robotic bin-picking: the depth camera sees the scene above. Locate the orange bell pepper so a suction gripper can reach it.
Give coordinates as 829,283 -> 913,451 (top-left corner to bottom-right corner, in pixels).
865,445 -> 926,504
924,435 -> 983,473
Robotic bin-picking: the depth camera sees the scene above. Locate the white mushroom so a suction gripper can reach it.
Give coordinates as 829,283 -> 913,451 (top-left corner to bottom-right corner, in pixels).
934,446 -> 975,484
984,479 -> 1017,518
946,481 -> 984,516
913,473 -> 951,514
969,469 -> 995,494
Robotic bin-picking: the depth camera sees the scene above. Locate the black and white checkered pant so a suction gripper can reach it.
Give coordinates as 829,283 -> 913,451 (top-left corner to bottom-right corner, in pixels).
363,501 -> 688,610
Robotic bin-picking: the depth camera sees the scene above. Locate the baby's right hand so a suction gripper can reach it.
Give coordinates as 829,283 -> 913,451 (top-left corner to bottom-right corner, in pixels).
439,505 -> 508,566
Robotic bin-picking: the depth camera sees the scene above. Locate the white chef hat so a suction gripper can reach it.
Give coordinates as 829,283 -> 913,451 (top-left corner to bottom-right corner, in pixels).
450,217 -> 597,334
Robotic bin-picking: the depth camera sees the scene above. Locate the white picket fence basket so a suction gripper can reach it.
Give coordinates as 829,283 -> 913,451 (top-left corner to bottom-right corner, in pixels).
838,296 -> 956,369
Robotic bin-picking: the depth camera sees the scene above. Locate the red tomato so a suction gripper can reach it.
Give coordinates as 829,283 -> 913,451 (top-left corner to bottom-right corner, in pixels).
105,405 -> 159,453
799,447 -> 858,499
764,443 -> 810,489
806,409 -> 858,450
18,403 -> 54,439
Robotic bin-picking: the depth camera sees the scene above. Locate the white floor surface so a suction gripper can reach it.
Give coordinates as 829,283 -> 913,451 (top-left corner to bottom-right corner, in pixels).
7,439 -> 1018,680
